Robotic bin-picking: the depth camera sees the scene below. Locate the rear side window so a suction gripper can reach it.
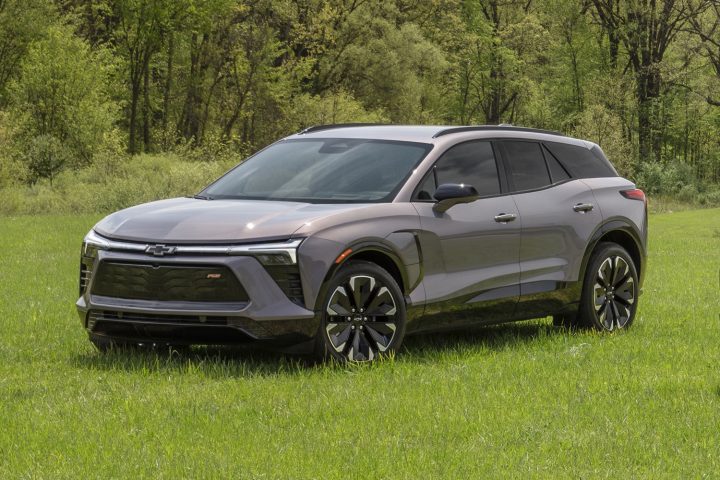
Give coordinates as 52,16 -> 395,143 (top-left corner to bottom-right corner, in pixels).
415,140 -> 500,200
544,141 -> 617,178
501,141 -> 551,191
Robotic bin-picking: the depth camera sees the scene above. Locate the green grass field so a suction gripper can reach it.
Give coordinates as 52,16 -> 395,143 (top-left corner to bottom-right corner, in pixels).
1,209 -> 719,478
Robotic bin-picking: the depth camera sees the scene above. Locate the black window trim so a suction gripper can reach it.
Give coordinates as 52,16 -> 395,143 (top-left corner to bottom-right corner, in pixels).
409,137 -> 596,202
410,139 -> 507,202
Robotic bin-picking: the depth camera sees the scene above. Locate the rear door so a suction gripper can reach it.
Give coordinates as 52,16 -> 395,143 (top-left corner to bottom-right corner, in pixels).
497,140 -> 600,316
411,140 -> 521,330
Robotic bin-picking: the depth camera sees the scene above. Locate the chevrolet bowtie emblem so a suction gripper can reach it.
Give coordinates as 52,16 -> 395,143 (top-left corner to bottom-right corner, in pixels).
145,244 -> 177,256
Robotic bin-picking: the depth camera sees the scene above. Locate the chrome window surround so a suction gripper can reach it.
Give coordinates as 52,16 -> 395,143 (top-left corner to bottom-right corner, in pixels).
83,230 -> 303,264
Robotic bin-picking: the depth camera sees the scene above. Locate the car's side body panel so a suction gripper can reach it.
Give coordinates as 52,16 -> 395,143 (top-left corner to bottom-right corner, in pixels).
409,196 -> 521,332
293,202 -> 424,310
581,176 -> 647,248
579,176 -> 648,285
512,180 -> 599,285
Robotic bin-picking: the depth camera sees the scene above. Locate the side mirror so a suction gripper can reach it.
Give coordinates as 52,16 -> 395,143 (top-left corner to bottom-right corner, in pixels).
433,183 -> 480,213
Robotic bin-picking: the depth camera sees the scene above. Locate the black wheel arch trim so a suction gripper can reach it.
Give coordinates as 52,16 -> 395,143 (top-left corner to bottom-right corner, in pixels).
580,217 -> 647,289
314,239 -> 414,312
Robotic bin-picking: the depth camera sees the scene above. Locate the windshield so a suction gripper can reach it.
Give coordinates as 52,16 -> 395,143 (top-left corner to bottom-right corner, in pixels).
202,138 -> 432,203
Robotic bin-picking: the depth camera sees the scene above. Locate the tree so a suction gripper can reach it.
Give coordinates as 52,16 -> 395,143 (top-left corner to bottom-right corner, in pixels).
9,25 -> 118,184
0,0 -> 54,105
591,0 -> 710,164
452,0 -> 547,125
687,2 -> 720,107
112,0 -> 178,153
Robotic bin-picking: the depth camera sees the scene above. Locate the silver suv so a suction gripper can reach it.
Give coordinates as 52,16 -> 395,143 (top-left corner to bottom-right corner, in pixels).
77,125 -> 647,361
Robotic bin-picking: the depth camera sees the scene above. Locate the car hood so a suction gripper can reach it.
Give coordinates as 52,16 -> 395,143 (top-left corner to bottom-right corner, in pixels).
94,197 -> 373,244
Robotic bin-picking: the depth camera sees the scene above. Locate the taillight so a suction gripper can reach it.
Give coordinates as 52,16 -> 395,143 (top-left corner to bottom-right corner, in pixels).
620,188 -> 646,203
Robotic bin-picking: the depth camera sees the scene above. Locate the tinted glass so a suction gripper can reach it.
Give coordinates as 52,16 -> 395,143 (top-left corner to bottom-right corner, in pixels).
543,145 -> 570,183
203,139 -> 431,203
415,173 -> 436,201
430,141 -> 500,197
544,142 -> 616,178
502,141 -> 551,191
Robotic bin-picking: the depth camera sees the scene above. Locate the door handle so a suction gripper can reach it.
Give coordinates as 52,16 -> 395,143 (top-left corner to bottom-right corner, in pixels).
494,213 -> 517,223
573,203 -> 594,213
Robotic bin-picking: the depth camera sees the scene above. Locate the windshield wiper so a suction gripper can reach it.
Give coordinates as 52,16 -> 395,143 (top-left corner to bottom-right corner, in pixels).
192,194 -> 213,200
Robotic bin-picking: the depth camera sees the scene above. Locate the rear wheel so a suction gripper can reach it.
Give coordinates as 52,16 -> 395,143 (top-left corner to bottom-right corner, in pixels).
577,242 -> 639,331
316,261 -> 406,362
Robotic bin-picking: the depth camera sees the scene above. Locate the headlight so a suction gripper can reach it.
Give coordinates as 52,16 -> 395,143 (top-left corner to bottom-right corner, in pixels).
82,229 -> 110,257
83,230 -> 110,255
232,238 -> 303,265
253,253 -> 295,265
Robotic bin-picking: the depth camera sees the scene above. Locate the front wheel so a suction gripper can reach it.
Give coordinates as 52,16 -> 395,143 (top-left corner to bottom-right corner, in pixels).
578,242 -> 639,331
316,260 -> 406,362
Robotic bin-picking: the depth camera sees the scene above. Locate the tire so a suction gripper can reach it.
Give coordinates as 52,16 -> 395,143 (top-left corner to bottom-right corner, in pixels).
315,260 -> 406,362
577,242 -> 639,331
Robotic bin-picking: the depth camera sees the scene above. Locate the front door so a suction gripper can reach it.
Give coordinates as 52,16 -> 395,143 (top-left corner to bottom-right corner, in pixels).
411,140 -> 521,331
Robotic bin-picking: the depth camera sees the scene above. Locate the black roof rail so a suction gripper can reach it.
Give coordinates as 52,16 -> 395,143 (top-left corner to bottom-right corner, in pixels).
297,123 -> 388,135
432,125 -> 564,138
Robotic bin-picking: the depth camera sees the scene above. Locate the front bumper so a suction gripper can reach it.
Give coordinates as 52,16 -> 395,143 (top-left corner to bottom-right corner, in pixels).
77,249 -> 319,347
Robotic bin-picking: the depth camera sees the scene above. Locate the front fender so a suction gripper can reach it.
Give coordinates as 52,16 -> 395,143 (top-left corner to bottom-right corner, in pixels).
295,206 -> 422,311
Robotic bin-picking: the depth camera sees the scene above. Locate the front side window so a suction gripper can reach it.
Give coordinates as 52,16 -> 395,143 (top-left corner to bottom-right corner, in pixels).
414,141 -> 501,200
203,139 -> 432,203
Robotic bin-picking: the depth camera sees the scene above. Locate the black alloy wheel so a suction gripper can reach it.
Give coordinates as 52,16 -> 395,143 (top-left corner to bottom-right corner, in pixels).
579,242 -> 639,331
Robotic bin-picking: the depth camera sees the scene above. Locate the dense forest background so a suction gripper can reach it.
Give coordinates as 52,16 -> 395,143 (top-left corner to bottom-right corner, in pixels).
1,0 -> 720,213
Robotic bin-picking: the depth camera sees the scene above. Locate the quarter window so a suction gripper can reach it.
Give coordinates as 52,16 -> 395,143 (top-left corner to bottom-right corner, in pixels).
543,145 -> 571,183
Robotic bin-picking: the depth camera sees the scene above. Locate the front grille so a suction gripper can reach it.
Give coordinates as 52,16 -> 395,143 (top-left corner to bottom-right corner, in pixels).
265,265 -> 304,305
88,310 -> 228,327
91,262 -> 248,303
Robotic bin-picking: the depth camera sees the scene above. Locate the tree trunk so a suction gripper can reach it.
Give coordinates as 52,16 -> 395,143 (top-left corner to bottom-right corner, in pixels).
142,54 -> 151,152
179,33 -> 205,143
162,32 -> 174,145
128,70 -> 140,154
636,66 -> 661,163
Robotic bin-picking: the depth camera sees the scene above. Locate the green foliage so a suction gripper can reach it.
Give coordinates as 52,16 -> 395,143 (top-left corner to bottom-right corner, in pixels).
7,25 -> 118,184
0,0 -> 719,204
572,104 -> 634,177
0,153 -> 235,215
0,0 -> 54,105
289,90 -> 388,126
635,161 -> 694,195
